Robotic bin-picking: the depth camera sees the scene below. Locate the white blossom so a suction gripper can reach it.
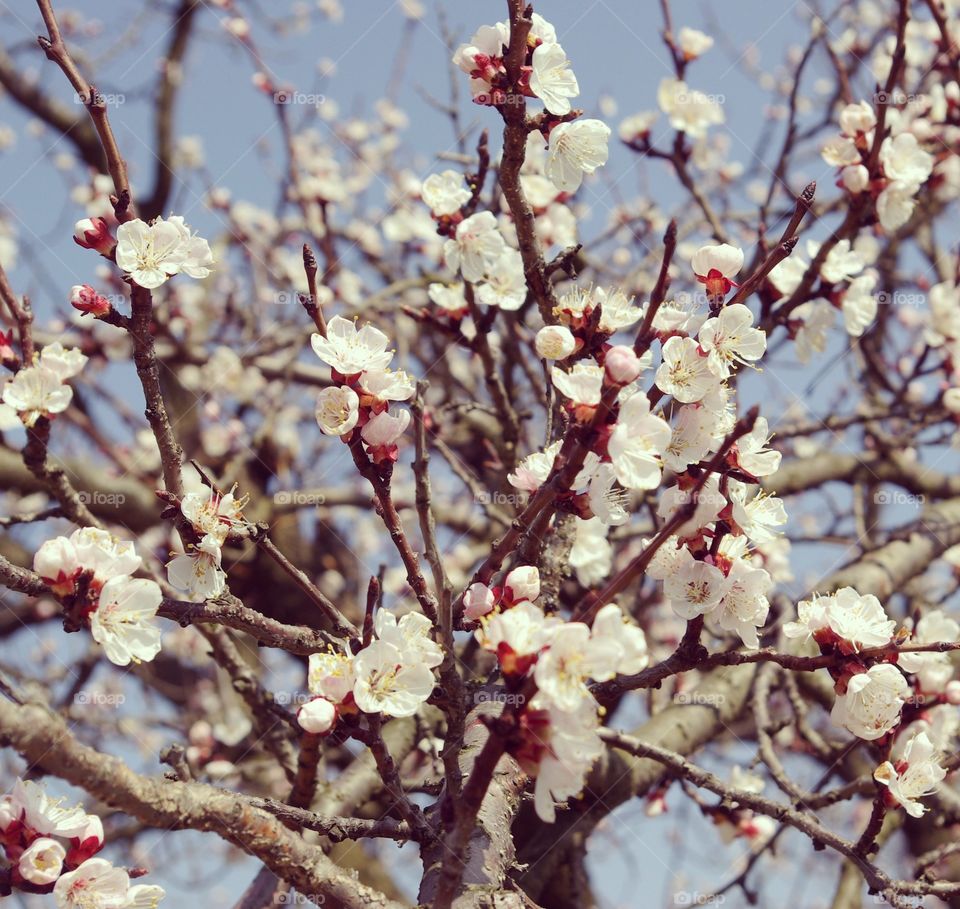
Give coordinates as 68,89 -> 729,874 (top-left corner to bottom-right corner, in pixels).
874,732 -> 946,817
831,663 -> 908,740
544,120 -> 611,193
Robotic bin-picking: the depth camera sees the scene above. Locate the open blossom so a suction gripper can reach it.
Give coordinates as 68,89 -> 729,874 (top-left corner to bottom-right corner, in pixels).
2,365 -> 73,426
90,576 -> 163,666
544,119 -> 611,193
596,286 -> 643,333
166,534 -> 226,600
710,557 -> 771,648
728,482 -> 787,545
664,550 -> 730,618
478,601 -> 554,676
5,779 -> 91,839
839,100 -> 876,137
443,210 -> 505,282
311,316 -> 393,376
530,696 -> 603,823
591,603 -> 649,674
697,303 -> 765,377
180,486 -> 245,545
877,180 -> 919,232
352,639 -> 435,717
678,27 -> 714,59
359,368 -> 416,405
54,857 -> 165,909
608,392 -> 671,489
316,385 -> 360,436
34,527 -> 141,595
655,336 -> 718,403
784,587 -> 894,652
733,416 -> 780,478
551,362 -> 604,408
657,476 -> 726,539
421,169 -> 471,216
899,609 -> 960,692
814,239 -> 863,284
831,663 -> 908,740
114,216 -> 212,289
476,249 -> 527,310
879,132 -> 934,185
874,731 -> 946,818
825,587 -> 896,651
534,621 -> 619,710
507,440 -> 598,493
663,404 -> 716,472
691,244 -> 743,300
657,78 -> 724,138
840,272 -> 878,337
530,41 -> 579,115
167,215 -> 214,279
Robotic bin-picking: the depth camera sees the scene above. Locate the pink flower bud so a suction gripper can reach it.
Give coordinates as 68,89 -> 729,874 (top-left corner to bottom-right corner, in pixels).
604,345 -> 643,384
70,284 -> 112,318
464,582 -> 496,620
73,217 -> 114,255
505,565 -> 539,603
298,697 -> 337,734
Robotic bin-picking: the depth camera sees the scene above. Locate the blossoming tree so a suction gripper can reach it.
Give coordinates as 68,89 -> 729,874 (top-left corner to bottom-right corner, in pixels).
1,0 -> 960,907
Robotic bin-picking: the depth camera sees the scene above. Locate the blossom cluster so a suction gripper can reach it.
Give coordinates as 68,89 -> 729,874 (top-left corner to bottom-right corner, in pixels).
165,484 -> 247,601
452,15 -> 610,194
0,778 -> 164,907
33,528 -> 163,666
470,565 -> 648,822
311,316 -> 415,462
821,100 -> 935,233
510,244 -> 782,647
785,587 -> 959,817
297,610 -> 442,734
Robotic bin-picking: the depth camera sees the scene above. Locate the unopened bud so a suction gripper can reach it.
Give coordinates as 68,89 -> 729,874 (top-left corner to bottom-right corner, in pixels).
73,217 -> 114,255
70,284 -> 112,317
535,324 -> 576,360
604,345 -> 643,384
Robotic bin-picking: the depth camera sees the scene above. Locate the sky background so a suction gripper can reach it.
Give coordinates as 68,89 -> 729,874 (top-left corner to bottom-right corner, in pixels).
0,1 -> 941,907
